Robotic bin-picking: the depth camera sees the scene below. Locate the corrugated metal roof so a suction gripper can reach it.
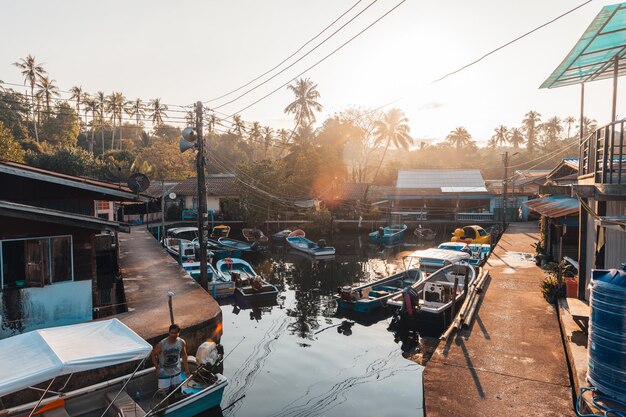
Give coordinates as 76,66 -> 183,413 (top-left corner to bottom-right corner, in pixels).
524,196 -> 580,218
396,169 -> 486,189
171,175 -> 238,197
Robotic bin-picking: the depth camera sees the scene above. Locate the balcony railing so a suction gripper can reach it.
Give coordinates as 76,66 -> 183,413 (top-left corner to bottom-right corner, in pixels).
456,212 -> 494,222
580,119 -> 626,184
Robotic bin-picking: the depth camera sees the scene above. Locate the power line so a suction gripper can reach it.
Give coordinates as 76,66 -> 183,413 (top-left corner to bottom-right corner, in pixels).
204,0 -> 366,103
433,0 -> 593,83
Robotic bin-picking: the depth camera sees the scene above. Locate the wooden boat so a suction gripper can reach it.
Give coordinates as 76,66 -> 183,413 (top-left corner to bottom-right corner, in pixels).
242,228 -> 269,243
387,263 -> 477,331
413,226 -> 436,241
368,224 -> 407,245
287,229 -> 306,238
272,229 -> 292,242
404,248 -> 471,273
286,236 -> 336,256
181,260 -> 235,298
216,258 -> 278,300
163,227 -> 198,261
336,268 -> 424,313
218,237 -> 259,252
1,319 -> 228,417
451,225 -> 491,244
210,224 -> 231,238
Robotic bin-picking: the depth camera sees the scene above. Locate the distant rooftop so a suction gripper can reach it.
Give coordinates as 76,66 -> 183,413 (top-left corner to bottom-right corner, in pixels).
171,174 -> 238,197
396,169 -> 487,192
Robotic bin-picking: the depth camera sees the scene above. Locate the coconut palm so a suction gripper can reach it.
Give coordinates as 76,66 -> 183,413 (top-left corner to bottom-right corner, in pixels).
491,125 -> 510,148
445,126 -> 473,149
284,77 -> 323,129
81,92 -> 91,134
509,127 -> 525,149
522,110 -> 541,152
579,117 -> 598,138
83,96 -> 98,153
148,98 -> 168,127
248,121 -> 262,144
207,114 -> 217,133
487,136 -> 499,149
13,54 -> 46,142
542,116 -> 563,147
262,126 -> 273,158
564,116 -> 576,139
230,114 -> 246,137
35,76 -> 59,121
126,98 -> 145,142
96,91 -> 107,154
69,86 -> 83,121
371,108 -> 412,182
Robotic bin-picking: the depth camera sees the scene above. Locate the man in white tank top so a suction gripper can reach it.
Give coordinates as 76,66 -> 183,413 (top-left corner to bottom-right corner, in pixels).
151,323 -> 191,391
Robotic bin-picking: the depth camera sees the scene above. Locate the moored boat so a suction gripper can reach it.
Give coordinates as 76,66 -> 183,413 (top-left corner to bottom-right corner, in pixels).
181,260 -> 235,298
336,267 -> 424,313
1,319 -> 228,417
210,224 -> 231,238
404,247 -> 471,273
216,258 -> 278,300
451,225 -> 491,244
272,229 -> 292,242
387,263 -> 476,332
218,237 -> 259,252
242,228 -> 269,243
413,226 -> 436,241
163,227 -> 199,261
286,236 -> 336,256
438,241 -> 491,266
287,229 -> 306,238
369,224 -> 407,245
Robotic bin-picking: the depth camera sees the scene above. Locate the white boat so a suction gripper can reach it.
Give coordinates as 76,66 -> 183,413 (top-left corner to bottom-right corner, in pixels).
286,236 -> 336,256
1,319 -> 228,417
438,241 -> 491,266
387,263 -> 477,331
181,260 -> 235,298
405,248 -> 471,273
216,258 -> 279,301
163,227 -> 199,261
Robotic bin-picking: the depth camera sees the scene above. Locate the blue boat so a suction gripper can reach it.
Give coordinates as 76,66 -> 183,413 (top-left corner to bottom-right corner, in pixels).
218,237 -> 259,252
336,268 -> 424,313
216,258 -> 279,301
195,238 -> 242,261
181,260 -> 235,298
286,236 -> 336,256
437,242 -> 491,266
369,224 -> 407,245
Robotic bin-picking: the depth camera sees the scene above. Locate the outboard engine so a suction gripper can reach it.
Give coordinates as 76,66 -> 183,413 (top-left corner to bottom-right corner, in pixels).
377,227 -> 385,238
250,241 -> 259,251
193,341 -> 223,384
318,239 -> 326,248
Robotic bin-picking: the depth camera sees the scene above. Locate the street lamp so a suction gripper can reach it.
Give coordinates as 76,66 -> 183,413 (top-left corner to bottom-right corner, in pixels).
180,102 -> 209,291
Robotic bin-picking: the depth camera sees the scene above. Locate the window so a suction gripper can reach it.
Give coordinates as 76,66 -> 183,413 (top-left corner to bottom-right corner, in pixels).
97,201 -> 110,211
1,236 -> 73,289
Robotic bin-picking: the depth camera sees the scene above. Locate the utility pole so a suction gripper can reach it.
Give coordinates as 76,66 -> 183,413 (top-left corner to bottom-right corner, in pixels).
196,102 -> 209,291
502,151 -> 509,232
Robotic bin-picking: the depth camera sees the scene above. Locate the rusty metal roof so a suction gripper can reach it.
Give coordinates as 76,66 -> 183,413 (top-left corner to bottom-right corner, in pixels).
524,195 -> 580,218
171,174 -> 238,197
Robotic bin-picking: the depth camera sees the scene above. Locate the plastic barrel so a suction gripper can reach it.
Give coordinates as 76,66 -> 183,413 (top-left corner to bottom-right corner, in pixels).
587,264 -> 626,401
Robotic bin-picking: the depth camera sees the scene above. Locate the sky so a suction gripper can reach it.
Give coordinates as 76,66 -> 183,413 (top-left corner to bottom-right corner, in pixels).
1,0 -> 625,144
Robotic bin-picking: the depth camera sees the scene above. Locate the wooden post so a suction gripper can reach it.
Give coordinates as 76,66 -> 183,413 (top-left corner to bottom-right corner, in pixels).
167,291 -> 175,325
450,275 -> 459,324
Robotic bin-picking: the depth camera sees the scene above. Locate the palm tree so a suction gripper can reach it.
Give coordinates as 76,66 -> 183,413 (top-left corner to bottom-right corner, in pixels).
148,98 -> 168,127
106,92 -> 126,150
445,127 -> 473,149
230,114 -> 246,137
564,116 -> 576,139
487,136 -> 499,149
579,116 -> 598,138
13,54 -> 46,142
284,77 -> 323,129
522,110 -> 541,152
491,125 -> 509,148
81,92 -> 91,134
371,108 -> 412,182
69,86 -> 83,122
96,91 -> 107,154
248,121 -> 262,144
35,76 -> 59,120
262,126 -> 273,158
126,98 -> 145,142
207,114 -> 217,133
542,116 -> 563,147
509,127 -> 525,149
185,110 -> 195,126
83,96 -> 98,153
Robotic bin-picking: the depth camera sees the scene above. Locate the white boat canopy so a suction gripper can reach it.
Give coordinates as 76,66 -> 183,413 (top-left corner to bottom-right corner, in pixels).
0,319 -> 152,397
407,248 -> 471,263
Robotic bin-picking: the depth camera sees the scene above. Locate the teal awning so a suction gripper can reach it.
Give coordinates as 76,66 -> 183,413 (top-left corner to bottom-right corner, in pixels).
541,2 -> 626,89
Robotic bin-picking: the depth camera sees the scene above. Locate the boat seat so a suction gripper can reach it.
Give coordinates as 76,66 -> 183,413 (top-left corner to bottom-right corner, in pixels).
105,390 -> 146,417
41,408 -> 71,417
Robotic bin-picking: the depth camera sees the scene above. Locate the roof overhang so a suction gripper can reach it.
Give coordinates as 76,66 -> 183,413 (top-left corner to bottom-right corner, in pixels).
596,216 -> 626,231
523,196 -> 580,218
0,200 -> 131,233
0,162 -> 149,202
541,3 -> 626,89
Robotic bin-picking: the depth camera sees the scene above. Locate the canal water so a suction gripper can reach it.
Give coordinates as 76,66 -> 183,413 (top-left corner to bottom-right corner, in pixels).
197,233 -> 450,417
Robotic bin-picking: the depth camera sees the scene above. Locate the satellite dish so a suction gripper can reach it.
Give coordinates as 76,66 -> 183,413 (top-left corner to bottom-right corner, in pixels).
127,173 -> 150,193
169,192 -> 177,200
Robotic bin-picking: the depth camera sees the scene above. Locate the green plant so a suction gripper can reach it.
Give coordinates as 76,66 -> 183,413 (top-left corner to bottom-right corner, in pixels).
541,275 -> 565,304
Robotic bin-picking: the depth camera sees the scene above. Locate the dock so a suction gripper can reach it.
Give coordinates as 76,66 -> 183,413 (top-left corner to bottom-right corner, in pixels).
424,222 -> 573,416
115,226 -> 222,352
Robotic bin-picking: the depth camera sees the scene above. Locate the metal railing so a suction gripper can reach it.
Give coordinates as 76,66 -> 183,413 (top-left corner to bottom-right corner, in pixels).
580,119 -> 625,184
456,212 -> 494,222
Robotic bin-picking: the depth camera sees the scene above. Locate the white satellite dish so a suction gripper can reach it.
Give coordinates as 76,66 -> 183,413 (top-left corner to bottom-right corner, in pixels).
169,192 -> 177,200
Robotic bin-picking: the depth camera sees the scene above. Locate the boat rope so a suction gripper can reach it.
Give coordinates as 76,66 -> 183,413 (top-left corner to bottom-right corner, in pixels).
575,386 -> 626,417
222,394 -> 246,411
98,356 -> 147,417
27,377 -> 56,417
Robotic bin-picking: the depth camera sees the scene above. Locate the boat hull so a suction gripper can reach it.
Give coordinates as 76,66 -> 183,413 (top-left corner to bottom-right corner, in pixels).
286,236 -> 336,256
164,375 -> 227,416
395,295 -> 466,335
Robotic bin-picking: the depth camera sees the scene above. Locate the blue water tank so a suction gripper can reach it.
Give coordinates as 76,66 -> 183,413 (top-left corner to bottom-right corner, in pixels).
587,263 -> 626,401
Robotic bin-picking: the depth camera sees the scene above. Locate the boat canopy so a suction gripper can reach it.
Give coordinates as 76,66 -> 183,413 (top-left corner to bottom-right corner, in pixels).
407,248 -> 471,263
0,319 -> 152,397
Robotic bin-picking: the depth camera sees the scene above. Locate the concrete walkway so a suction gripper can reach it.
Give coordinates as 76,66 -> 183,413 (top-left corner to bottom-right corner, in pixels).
114,226 -> 222,351
424,223 -> 573,416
